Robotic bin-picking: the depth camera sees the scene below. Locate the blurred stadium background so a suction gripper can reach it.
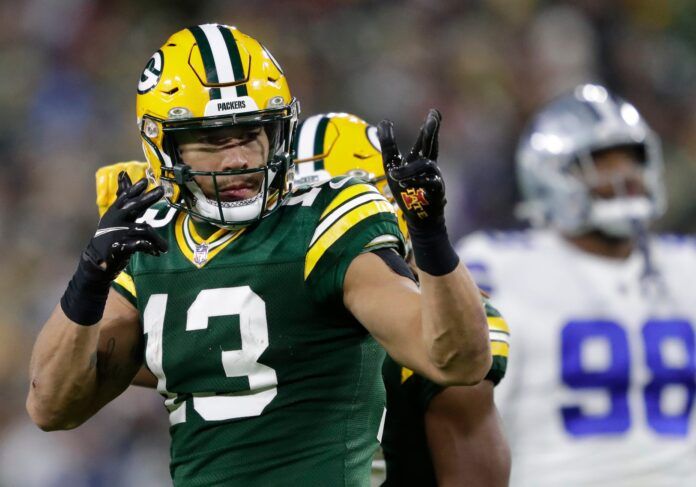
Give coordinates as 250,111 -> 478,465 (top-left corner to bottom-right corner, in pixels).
0,1 -> 694,485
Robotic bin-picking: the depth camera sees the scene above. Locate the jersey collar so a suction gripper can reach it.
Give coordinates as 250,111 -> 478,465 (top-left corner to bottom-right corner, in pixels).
174,212 -> 245,268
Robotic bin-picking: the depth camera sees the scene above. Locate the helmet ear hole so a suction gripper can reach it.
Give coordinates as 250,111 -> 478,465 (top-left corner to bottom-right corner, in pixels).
143,119 -> 159,139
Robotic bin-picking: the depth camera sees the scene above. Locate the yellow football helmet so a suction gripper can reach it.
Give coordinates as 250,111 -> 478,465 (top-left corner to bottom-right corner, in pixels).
137,23 -> 299,228
293,112 -> 409,241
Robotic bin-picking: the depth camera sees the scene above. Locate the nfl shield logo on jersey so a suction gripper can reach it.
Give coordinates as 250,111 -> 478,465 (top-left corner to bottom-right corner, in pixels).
194,243 -> 209,266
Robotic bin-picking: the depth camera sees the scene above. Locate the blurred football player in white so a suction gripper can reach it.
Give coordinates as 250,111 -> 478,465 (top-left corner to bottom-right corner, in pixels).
458,83 -> 696,486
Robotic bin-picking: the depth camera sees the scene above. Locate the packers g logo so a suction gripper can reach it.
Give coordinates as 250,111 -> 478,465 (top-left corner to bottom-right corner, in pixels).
138,50 -> 163,94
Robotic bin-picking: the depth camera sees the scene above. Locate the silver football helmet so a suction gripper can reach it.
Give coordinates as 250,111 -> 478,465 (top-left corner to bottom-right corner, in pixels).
516,84 -> 665,237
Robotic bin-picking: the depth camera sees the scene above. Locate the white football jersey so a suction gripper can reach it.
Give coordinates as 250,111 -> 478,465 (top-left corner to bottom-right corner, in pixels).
458,229 -> 696,487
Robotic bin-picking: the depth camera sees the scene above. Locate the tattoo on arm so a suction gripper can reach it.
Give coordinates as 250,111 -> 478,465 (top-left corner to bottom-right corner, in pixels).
97,337 -> 120,382
88,351 -> 98,370
95,336 -> 143,383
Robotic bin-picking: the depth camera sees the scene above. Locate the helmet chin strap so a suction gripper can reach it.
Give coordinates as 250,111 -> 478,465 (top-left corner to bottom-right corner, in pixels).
631,217 -> 670,300
631,218 -> 656,278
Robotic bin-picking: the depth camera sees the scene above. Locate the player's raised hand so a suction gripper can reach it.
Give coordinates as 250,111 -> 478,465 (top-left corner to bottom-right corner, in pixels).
378,109 -> 459,276
377,109 -> 446,232
85,171 -> 167,278
96,161 -> 150,216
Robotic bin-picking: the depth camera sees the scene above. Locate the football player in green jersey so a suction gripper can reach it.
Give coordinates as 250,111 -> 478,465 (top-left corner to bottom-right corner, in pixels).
27,25 -> 491,486
91,110 -> 511,485
293,112 -> 511,487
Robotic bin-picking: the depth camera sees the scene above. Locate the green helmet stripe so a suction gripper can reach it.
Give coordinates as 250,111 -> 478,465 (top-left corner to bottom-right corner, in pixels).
218,25 -> 248,97
313,116 -> 330,171
189,26 -> 221,100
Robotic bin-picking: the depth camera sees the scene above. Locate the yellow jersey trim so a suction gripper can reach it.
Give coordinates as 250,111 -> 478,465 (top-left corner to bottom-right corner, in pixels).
491,341 -> 509,358
114,271 -> 136,298
187,216 -> 230,244
305,199 -> 395,279
487,316 -> 510,334
320,183 -> 378,219
401,367 -> 414,384
488,316 -> 510,358
174,213 -> 194,262
174,212 -> 245,268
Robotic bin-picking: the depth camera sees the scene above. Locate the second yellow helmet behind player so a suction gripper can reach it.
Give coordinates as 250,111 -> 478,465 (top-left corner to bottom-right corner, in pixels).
293,112 -> 409,242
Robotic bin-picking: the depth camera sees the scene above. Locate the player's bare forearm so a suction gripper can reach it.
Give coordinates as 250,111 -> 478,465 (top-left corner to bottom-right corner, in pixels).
28,172 -> 164,430
425,381 -> 510,486
27,305 -> 101,430
372,110 -> 490,384
27,291 -> 142,430
344,253 -> 489,386
418,263 -> 491,384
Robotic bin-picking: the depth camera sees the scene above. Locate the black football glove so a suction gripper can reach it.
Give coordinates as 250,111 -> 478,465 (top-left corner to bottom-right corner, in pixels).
84,171 -> 168,278
62,171 -> 167,326
377,108 -> 446,232
377,109 -> 459,276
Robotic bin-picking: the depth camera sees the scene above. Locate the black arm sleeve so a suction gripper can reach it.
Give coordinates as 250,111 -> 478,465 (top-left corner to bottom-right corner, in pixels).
371,248 -> 417,283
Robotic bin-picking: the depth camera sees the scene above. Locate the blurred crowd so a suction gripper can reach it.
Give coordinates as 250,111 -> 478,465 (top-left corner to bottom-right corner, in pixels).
0,0 -> 694,485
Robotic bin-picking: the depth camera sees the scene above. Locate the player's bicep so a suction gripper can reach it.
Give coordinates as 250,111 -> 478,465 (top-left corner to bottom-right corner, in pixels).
425,381 -> 510,487
343,252 -> 445,382
92,289 -> 144,407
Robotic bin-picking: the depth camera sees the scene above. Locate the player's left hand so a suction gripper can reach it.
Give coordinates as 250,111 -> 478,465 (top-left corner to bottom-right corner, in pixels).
377,109 -> 446,232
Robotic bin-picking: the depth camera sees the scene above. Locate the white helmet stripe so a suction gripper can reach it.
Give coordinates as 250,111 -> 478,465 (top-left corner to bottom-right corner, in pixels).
200,24 -> 238,99
296,114 -> 324,174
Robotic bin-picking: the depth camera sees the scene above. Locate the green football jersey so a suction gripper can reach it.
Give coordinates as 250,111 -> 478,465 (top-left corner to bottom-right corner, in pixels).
112,177 -> 404,486
380,300 -> 509,487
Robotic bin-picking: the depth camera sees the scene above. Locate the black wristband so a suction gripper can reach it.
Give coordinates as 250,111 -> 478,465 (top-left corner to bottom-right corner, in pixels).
408,220 -> 460,276
60,253 -> 113,326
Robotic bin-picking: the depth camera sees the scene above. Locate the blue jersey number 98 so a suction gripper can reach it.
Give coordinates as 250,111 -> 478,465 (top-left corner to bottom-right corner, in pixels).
561,319 -> 696,437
